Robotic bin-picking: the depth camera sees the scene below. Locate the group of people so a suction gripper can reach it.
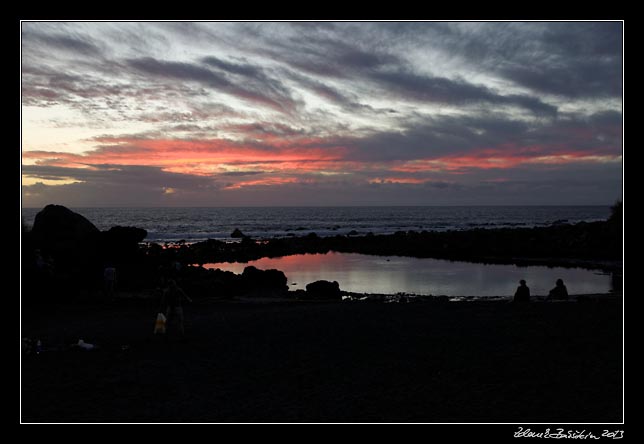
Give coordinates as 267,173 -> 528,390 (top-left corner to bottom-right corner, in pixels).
513,278 -> 569,302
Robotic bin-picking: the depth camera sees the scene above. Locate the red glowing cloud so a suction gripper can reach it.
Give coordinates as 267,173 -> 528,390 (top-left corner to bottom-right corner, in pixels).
23,132 -> 622,192
23,136 -> 349,171
391,145 -> 621,174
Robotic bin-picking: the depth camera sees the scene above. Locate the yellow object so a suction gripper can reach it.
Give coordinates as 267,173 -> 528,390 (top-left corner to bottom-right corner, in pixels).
154,312 -> 166,334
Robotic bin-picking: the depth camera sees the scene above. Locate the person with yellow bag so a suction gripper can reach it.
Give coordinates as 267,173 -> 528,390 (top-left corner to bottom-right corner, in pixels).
153,312 -> 166,335
160,279 -> 192,337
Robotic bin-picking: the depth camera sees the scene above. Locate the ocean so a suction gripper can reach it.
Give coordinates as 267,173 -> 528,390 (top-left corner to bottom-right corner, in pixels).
21,206 -> 611,244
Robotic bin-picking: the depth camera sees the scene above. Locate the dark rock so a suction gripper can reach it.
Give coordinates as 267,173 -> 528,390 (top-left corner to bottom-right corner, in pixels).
26,205 -> 103,299
31,204 -> 101,265
144,214 -> 621,278
348,230 -> 359,236
608,200 -> 622,225
240,236 -> 257,248
231,228 -> 246,238
305,280 -> 342,300
100,226 -> 148,265
179,266 -> 241,299
241,266 -> 288,294
32,204 -> 100,247
103,226 -> 147,245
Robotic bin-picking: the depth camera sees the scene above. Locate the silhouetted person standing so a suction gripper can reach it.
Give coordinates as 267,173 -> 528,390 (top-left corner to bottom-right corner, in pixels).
514,279 -> 530,302
103,265 -> 117,298
547,278 -> 569,301
161,279 -> 192,337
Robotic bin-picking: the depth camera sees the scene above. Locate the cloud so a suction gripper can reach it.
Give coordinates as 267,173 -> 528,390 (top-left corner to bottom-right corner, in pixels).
370,70 -> 558,116
23,164 -> 216,188
500,61 -> 621,98
127,57 -> 298,113
202,56 -> 265,78
22,164 -> 223,207
219,170 -> 265,176
261,31 -> 403,79
22,30 -> 103,57
21,22 -> 622,206
128,57 -> 230,88
22,107 -> 621,188
461,22 -> 622,99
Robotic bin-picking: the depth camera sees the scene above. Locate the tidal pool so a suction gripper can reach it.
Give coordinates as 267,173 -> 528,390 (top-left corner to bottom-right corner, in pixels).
203,252 -> 614,297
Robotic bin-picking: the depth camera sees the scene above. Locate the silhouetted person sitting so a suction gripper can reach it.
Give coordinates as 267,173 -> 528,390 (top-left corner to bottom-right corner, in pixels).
513,279 -> 530,303
546,278 -> 569,301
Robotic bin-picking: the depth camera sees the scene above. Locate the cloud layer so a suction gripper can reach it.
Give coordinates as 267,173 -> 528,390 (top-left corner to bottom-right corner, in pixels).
21,22 -> 622,206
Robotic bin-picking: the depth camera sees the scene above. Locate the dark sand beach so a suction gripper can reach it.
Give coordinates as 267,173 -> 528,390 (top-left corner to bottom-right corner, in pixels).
21,295 -> 622,423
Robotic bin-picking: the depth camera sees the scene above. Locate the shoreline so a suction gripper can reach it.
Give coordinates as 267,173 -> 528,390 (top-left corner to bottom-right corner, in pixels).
147,221 -> 622,273
22,205 -> 622,303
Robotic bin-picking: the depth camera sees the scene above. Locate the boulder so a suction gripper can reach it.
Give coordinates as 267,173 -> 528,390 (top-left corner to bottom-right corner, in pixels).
103,226 -> 147,245
30,205 -> 101,262
305,280 -> 342,300
100,226 -> 148,263
241,266 -> 288,294
31,204 -> 100,245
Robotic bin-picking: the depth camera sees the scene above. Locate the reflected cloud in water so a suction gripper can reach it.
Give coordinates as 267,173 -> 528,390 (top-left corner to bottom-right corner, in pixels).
204,252 -> 613,297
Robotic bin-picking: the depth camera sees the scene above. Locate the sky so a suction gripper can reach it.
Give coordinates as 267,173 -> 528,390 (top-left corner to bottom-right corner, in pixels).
21,21 -> 623,207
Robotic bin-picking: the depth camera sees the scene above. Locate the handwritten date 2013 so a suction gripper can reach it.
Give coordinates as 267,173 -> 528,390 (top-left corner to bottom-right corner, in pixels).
514,427 -> 624,439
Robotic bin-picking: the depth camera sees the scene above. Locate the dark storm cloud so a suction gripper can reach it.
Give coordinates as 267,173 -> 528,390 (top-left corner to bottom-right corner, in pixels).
539,22 -> 622,58
264,32 -> 403,79
343,109 -> 619,163
21,63 -> 200,116
23,164 -> 217,189
201,56 -> 298,109
341,114 -> 527,162
128,57 -> 231,88
370,70 -> 557,116
459,22 -> 621,98
127,57 -> 298,112
282,70 -> 373,111
202,56 -> 265,78
588,110 -> 622,126
22,31 -> 103,56
373,22 -> 622,99
259,26 -> 557,115
500,61 -> 621,98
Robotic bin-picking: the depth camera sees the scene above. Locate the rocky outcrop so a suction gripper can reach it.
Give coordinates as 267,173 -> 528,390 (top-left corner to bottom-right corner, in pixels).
166,218 -> 622,272
101,226 -> 147,261
31,204 -> 100,249
30,204 -> 101,265
231,228 -> 246,238
304,280 -> 342,300
241,266 -> 288,295
102,226 -> 147,245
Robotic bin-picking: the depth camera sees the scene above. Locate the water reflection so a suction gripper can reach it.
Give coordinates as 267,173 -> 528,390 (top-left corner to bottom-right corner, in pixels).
203,252 -> 612,297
